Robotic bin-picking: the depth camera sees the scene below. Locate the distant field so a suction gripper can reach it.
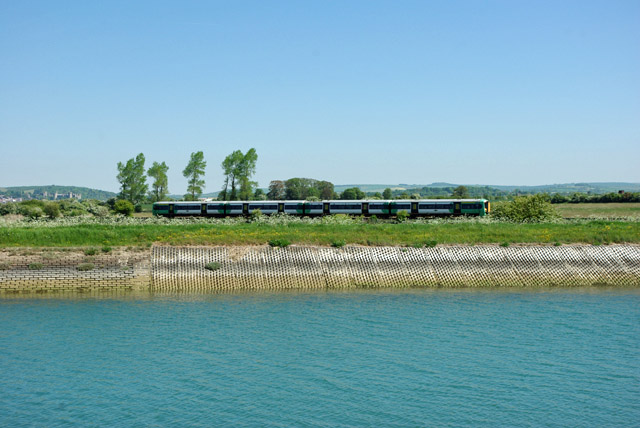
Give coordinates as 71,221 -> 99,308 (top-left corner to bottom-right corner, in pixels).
555,203 -> 640,218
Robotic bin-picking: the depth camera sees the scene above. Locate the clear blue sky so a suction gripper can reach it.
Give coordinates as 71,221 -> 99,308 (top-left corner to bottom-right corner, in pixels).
1,0 -> 638,193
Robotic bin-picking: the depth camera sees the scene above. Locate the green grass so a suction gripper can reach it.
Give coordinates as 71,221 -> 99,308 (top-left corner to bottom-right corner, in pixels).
555,203 -> 640,218
1,221 -> 638,247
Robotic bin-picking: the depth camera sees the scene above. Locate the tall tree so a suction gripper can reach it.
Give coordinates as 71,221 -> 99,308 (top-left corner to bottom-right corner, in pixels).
183,151 -> 206,200
147,161 -> 169,202
267,180 -> 285,200
238,148 -> 258,200
221,148 -> 258,200
382,188 -> 393,199
117,153 -> 148,205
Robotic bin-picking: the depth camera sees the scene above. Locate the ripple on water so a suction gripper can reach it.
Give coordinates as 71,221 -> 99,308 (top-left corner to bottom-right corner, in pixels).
1,287 -> 639,427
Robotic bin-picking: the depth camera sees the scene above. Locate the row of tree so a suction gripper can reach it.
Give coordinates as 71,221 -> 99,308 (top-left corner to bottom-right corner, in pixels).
116,149 -> 258,204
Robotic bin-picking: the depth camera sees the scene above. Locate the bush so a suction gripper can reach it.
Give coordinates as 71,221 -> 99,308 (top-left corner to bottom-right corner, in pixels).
491,194 -> 559,222
0,202 -> 19,216
101,246 -> 112,253
77,263 -> 95,271
43,202 -> 61,218
113,199 -> 135,216
20,205 -> 44,219
269,238 -> 291,248
250,209 -> 263,222
331,239 -> 346,248
84,248 -> 97,256
134,204 -> 143,213
205,262 -> 222,271
28,263 -> 44,270
500,242 -> 510,247
0,262 -> 10,270
369,215 -> 378,224
424,240 -> 437,248
396,210 -> 410,222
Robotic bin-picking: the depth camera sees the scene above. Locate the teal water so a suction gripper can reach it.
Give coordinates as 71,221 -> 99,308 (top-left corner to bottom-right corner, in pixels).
1,288 -> 639,427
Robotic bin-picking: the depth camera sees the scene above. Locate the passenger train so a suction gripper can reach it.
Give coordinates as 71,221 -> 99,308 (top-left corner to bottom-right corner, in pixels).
152,199 -> 490,217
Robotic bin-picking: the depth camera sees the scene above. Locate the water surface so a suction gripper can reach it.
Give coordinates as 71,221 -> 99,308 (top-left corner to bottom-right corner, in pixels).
1,288 -> 639,427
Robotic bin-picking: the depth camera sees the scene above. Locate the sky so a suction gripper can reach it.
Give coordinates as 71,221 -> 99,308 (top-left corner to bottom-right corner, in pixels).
1,0 -> 639,194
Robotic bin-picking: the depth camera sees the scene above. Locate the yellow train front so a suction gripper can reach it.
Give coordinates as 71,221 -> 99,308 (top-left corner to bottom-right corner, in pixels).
153,199 -> 490,217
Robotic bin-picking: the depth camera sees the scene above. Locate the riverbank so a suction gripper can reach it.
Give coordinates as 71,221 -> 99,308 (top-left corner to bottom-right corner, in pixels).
1,244 -> 638,292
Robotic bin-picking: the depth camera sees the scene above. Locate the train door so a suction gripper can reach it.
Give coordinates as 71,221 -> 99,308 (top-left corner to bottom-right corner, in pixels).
411,202 -> 418,215
323,203 -> 330,215
362,203 -> 369,215
169,203 -> 174,218
278,203 -> 284,214
454,202 -> 461,215
201,204 -> 206,216
243,203 -> 249,215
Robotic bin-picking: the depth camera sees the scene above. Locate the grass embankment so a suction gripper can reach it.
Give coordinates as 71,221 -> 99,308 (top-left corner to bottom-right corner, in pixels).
1,221 -> 639,248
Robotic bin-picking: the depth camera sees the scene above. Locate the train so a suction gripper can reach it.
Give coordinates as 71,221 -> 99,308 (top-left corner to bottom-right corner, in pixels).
152,199 -> 490,217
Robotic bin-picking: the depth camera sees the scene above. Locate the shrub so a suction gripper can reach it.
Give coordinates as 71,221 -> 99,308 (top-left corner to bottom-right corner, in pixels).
0,262 -> 10,270
369,215 -> 378,224
424,240 -> 437,248
113,199 -> 135,216
21,205 -> 44,219
134,204 -> 143,213
269,238 -> 291,248
396,210 -> 409,222
84,248 -> 97,256
331,239 -> 346,248
205,262 -> 222,271
28,263 -> 44,270
101,246 -> 112,253
250,209 -> 263,222
77,263 -> 95,271
500,242 -> 510,247
43,202 -> 61,219
554,242 -> 562,247
491,194 -> 559,222
0,202 -> 19,216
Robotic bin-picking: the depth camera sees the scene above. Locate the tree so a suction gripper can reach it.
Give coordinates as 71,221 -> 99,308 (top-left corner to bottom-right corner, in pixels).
341,187 -> 365,200
147,161 -> 169,202
316,181 -> 334,199
221,148 -> 258,200
238,148 -> 258,200
267,180 -> 285,200
117,153 -> 148,205
452,185 -> 469,199
382,188 -> 393,199
183,151 -> 206,200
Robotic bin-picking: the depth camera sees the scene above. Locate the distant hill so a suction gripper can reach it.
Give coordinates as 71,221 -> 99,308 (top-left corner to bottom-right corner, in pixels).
336,182 -> 640,195
0,185 -> 117,201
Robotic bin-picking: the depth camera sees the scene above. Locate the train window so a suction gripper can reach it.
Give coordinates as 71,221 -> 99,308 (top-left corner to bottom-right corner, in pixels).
284,204 -> 301,210
176,204 -> 200,210
330,203 -> 362,210
228,204 -> 242,210
393,204 -> 411,210
369,203 -> 385,210
207,204 -> 223,209
249,204 -> 277,210
154,205 -> 169,210
306,204 -> 322,210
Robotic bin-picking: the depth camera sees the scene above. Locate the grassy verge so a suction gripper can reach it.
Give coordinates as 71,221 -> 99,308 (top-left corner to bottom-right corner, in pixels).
1,220 -> 638,247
